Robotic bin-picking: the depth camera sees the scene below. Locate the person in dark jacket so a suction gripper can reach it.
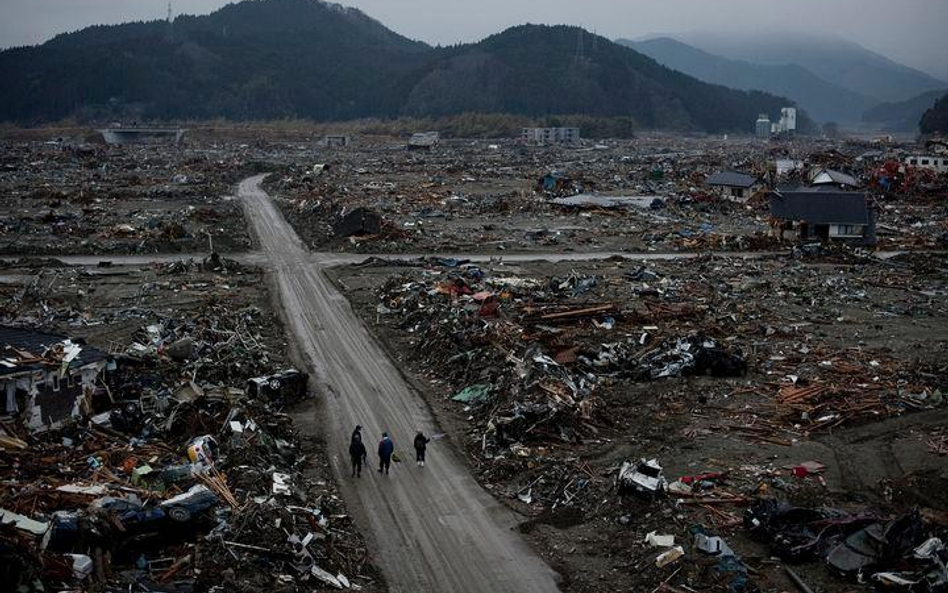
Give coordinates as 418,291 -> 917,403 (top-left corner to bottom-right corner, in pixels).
413,430 -> 430,467
377,432 -> 394,474
351,425 -> 363,445
349,436 -> 367,477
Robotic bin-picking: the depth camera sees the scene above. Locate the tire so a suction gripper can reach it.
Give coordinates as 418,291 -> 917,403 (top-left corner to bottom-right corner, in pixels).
167,506 -> 191,522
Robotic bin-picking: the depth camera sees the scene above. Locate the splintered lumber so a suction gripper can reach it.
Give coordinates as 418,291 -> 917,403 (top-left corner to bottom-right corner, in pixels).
0,436 -> 28,450
679,496 -> 749,506
777,383 -> 827,404
523,304 -> 617,324
197,467 -> 239,509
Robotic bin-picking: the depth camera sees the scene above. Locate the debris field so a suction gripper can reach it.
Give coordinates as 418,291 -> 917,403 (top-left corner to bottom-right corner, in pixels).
2,126 -> 948,593
329,248 -> 948,592
0,255 -> 383,592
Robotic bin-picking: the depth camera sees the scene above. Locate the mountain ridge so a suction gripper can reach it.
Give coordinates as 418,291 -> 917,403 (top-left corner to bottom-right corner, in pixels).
399,25 -> 807,133
670,31 -> 945,103
862,89 -> 948,132
0,0 -> 808,133
616,36 -> 876,124
920,93 -> 948,135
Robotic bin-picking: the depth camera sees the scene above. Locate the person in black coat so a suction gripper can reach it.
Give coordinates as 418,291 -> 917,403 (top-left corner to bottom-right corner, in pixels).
413,430 -> 430,467
349,435 -> 367,477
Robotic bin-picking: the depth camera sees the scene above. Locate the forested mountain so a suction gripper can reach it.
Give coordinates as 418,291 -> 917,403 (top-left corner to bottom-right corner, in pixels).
862,89 -> 948,132
673,31 -> 945,104
401,25 -> 803,133
0,0 -> 804,133
919,94 -> 948,135
618,37 -> 876,123
0,0 -> 429,122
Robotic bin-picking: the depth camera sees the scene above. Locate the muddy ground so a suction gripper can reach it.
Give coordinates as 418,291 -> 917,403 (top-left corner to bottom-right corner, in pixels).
328,251 -> 948,593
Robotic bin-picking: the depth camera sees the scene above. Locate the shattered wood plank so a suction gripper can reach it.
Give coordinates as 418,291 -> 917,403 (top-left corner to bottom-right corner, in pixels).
678,496 -> 749,506
522,304 -> 618,323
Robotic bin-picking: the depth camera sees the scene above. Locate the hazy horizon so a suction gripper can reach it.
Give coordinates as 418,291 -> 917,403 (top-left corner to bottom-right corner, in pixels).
2,0 -> 946,81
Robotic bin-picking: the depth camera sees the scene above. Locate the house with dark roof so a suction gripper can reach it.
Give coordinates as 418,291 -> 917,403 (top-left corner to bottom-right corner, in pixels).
705,170 -> 764,201
1,326 -> 108,433
769,189 -> 876,246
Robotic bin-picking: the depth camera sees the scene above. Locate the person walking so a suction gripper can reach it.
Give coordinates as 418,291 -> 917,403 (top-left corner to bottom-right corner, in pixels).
378,432 -> 394,475
349,434 -> 367,477
413,430 -> 430,467
351,425 -> 363,445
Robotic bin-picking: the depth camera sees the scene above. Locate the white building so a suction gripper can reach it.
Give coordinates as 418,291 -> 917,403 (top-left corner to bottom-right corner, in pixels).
768,107 -> 797,135
521,127 -> 581,146
780,107 -> 797,132
904,155 -> 948,173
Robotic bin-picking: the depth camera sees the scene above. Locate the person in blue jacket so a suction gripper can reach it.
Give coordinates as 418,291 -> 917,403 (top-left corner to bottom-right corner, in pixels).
378,432 -> 394,474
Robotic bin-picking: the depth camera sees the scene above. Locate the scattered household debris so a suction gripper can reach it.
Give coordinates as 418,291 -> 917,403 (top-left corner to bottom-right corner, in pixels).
3,128 -> 948,593
0,258 -> 377,592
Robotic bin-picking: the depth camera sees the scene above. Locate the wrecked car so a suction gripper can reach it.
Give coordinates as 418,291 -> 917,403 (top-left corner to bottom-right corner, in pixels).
618,458 -> 667,498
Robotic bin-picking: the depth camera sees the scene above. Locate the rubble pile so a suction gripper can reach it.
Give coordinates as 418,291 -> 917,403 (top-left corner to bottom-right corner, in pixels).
264,136 -> 786,254
265,134 -> 948,256
604,480 -> 948,592
0,261 -> 379,592
0,140 -> 258,255
370,253 -> 945,451
336,246 -> 947,592
376,260 -> 751,451
3,126 -> 948,593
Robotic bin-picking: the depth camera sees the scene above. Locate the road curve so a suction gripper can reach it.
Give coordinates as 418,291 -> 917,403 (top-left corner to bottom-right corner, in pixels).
238,175 -> 561,593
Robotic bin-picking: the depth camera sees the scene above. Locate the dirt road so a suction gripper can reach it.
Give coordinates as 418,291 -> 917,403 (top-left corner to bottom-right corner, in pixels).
238,175 -> 561,593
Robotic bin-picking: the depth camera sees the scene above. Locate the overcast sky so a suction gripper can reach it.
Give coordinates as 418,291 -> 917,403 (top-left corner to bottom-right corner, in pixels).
2,0 -> 946,79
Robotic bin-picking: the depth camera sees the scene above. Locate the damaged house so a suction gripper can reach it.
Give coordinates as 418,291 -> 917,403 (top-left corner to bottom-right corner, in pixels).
407,132 -> 440,151
809,167 -> 860,190
1,326 -> 108,433
769,188 -> 876,246
705,170 -> 764,201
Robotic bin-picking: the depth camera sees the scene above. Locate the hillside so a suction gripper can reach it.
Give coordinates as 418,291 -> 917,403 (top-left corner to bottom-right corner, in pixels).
617,37 -> 876,124
0,0 -> 430,122
0,0 -> 801,133
675,31 -> 946,103
399,26 -> 807,133
862,89 -> 948,132
920,93 -> 948,135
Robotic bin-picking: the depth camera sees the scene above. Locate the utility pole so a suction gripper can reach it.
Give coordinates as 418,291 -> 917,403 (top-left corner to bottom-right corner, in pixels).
167,2 -> 174,41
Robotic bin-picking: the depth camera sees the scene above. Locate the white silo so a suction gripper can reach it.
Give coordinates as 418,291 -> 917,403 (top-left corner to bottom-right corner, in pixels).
756,114 -> 771,138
